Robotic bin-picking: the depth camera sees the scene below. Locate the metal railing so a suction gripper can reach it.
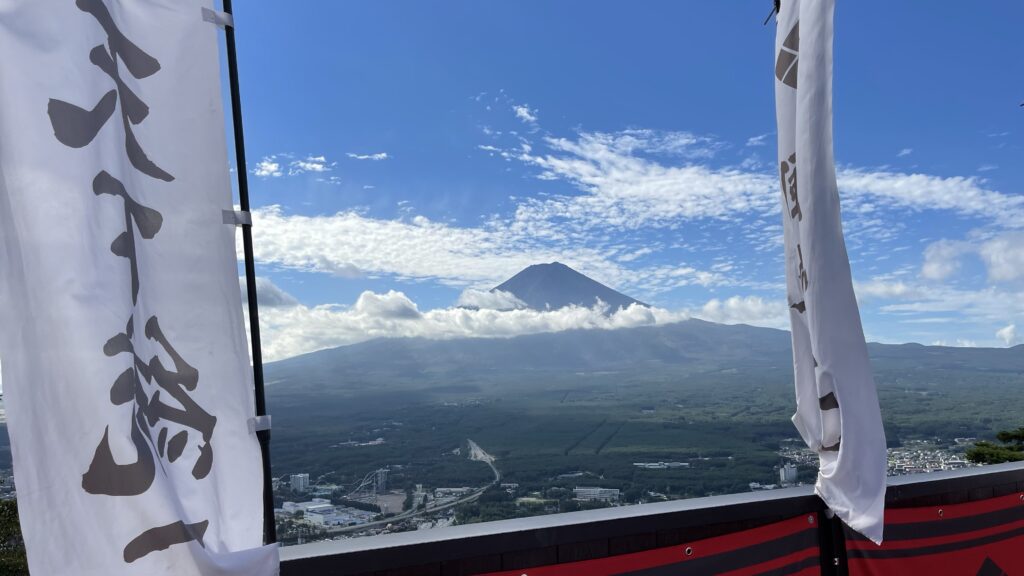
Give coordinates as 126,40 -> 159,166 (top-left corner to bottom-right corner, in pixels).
280,461 -> 1024,575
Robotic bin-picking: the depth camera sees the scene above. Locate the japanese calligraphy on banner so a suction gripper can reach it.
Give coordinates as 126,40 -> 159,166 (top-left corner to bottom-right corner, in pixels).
0,1 -> 278,574
774,0 -> 888,543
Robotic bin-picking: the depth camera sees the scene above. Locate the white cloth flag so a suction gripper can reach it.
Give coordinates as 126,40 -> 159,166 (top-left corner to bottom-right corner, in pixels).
0,1 -> 278,573
774,0 -> 887,544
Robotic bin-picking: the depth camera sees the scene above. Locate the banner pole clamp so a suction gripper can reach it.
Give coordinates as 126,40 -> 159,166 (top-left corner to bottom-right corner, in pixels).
202,7 -> 234,29
223,209 -> 252,227
248,415 -> 272,434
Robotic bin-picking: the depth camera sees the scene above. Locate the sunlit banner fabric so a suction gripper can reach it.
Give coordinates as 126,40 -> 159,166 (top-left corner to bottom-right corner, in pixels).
773,0 -> 887,543
480,515 -> 821,576
0,1 -> 277,573
845,493 -> 1024,575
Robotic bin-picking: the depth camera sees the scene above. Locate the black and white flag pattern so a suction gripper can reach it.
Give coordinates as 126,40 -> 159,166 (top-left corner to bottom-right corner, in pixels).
0,1 -> 277,573
774,0 -> 888,544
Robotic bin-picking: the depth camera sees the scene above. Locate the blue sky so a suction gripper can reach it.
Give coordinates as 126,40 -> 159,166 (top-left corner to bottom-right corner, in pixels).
224,1 -> 1024,360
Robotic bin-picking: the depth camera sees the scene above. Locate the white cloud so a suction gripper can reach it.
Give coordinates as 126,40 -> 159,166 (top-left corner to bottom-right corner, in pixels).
249,128 -> 1024,305
746,133 -> 770,147
996,324 -> 1018,346
878,285 -> 1024,326
855,279 -> 917,300
837,168 -> 1024,229
977,233 -> 1024,281
616,247 -> 655,263
502,131 -> 1024,239
289,155 -> 334,175
930,339 -> 978,348
247,205 -> 727,297
456,289 -> 527,311
694,296 -> 788,329
240,276 -> 299,308
243,126 -> 1024,349
897,148 -> 913,157
449,130 -> 1024,278
253,157 -> 282,178
353,289 -> 422,319
252,287 -> 689,361
513,131 -> 775,230
921,240 -> 967,280
978,164 -> 998,172
254,153 -> 336,177
346,152 -> 389,161
513,104 -> 538,124
921,232 -> 1024,283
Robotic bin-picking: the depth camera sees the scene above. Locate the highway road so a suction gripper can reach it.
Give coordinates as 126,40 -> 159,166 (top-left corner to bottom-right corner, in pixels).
322,439 -> 500,536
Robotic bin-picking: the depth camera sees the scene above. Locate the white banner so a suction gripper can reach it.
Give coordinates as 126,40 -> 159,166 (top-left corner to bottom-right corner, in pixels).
774,0 -> 887,543
0,1 -> 278,573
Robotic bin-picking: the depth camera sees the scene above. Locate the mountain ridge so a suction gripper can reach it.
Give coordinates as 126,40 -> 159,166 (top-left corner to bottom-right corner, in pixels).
265,319 -> 1024,389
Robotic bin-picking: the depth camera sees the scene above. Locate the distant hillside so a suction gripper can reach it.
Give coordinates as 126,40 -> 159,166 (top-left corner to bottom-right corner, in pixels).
265,319 -> 1024,391
492,262 -> 646,311
261,319 -> 1024,511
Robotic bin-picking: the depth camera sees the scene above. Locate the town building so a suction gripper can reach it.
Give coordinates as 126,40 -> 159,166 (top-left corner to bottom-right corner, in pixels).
573,486 -> 620,503
290,473 -> 310,493
780,463 -> 799,485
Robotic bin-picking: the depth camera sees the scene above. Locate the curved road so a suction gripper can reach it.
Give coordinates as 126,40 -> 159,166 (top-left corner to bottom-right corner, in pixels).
323,439 -> 500,536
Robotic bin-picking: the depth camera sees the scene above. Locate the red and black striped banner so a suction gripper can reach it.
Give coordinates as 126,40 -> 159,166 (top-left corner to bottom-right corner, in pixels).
482,514 -> 821,576
846,492 -> 1024,575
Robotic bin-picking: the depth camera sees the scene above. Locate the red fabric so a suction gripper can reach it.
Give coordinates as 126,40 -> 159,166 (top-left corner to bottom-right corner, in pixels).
479,514 -> 819,576
847,492 -> 1024,576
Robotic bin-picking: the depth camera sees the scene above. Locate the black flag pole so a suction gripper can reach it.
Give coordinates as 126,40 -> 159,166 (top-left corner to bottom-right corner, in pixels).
220,0 -> 277,544
764,0 -> 780,25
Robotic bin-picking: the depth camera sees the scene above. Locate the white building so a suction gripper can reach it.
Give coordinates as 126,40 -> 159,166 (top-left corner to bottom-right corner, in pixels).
573,486 -> 620,503
290,473 -> 310,493
780,463 -> 799,485
281,498 -> 332,515
373,468 -> 389,493
435,487 -> 473,498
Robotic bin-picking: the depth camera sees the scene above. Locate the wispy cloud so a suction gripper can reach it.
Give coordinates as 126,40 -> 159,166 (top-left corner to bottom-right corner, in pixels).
289,155 -> 334,174
836,168 -> 1024,228
241,276 -> 299,308
695,295 -> 787,329
253,156 -> 283,178
456,289 -> 527,311
247,205 -> 726,296
996,324 -> 1017,346
347,152 -> 390,161
897,148 -> 913,157
746,133 -> 770,147
250,127 -> 1024,304
921,232 -> 1024,282
249,120 -> 1024,348
513,103 -> 538,124
930,338 -> 978,348
254,153 -> 336,177
510,131 -> 773,230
